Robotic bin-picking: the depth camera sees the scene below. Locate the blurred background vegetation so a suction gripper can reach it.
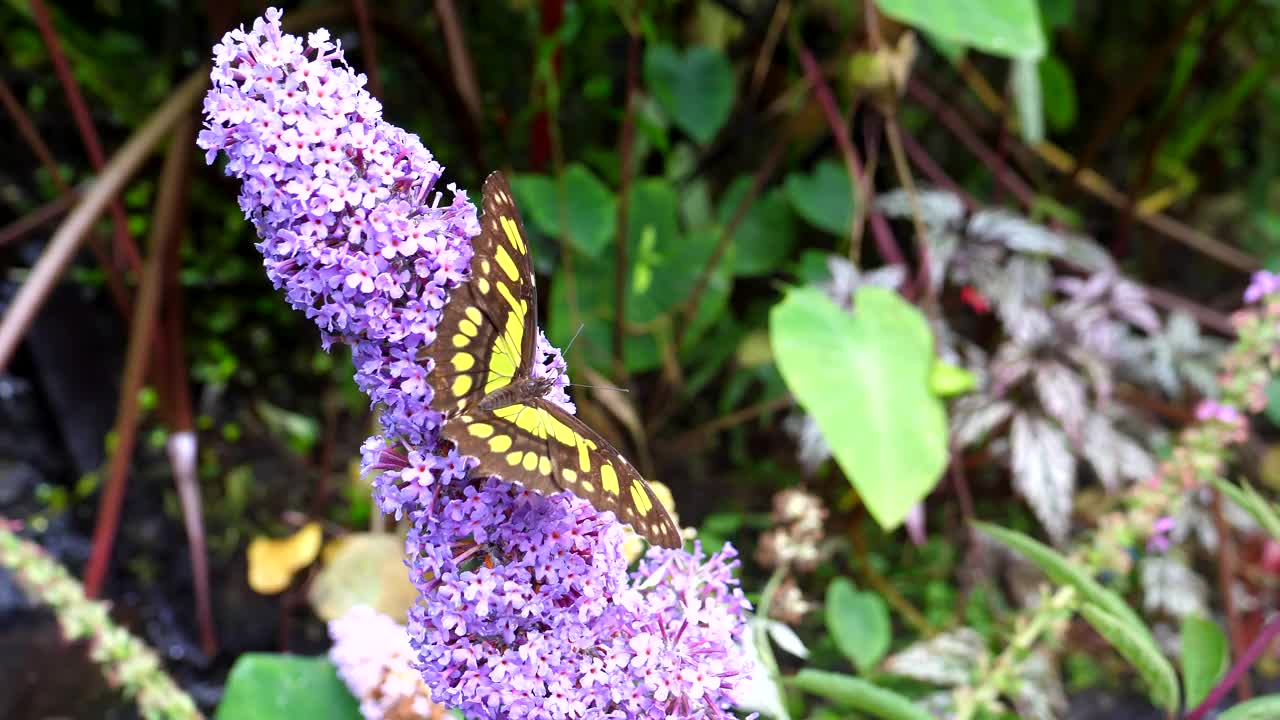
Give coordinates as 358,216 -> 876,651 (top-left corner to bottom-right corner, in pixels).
4,0 -> 1280,718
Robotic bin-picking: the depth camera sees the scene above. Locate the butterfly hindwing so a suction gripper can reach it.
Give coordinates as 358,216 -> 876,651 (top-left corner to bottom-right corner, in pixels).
426,173 -> 537,417
444,401 -> 681,548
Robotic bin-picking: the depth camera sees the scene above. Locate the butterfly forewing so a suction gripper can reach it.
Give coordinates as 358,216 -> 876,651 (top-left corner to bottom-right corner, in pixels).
426,171 -> 681,549
425,173 -> 537,417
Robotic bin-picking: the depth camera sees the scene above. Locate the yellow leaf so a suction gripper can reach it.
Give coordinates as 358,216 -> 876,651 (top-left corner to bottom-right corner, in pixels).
247,522 -> 323,594
308,533 -> 418,622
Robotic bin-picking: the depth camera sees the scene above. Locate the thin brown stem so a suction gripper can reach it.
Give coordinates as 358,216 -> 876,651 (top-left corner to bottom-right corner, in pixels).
668,394 -> 793,453
0,190 -> 80,248
1212,486 -> 1252,700
434,0 -> 482,124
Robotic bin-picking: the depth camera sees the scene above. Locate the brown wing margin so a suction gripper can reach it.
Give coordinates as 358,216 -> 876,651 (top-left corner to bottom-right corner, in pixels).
532,399 -> 682,549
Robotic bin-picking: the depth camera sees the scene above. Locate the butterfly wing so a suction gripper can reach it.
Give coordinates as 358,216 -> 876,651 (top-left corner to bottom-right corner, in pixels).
445,400 -> 681,548
426,172 -> 538,418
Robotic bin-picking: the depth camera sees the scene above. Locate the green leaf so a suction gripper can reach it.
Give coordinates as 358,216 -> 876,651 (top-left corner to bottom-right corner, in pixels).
1039,55 -> 1077,132
789,669 -> 934,720
1264,377 -> 1280,428
874,0 -> 1047,60
1039,0 -> 1074,29
784,160 -> 855,237
718,176 -> 797,276
643,44 -> 735,145
771,287 -> 948,528
511,165 -> 617,258
929,360 -> 977,397
1212,478 -> 1280,543
1181,614 -> 1229,709
215,654 -> 361,720
975,522 -> 1150,639
1220,695 -> 1280,720
547,181 -> 731,373
1079,604 -> 1180,712
826,577 -> 892,672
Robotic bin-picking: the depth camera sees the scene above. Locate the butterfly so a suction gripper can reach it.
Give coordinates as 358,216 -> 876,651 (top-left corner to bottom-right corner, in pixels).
422,171 -> 681,549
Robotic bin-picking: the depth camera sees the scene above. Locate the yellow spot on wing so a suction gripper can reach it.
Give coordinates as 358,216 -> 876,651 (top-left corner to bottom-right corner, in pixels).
561,468 -> 577,484
452,334 -> 469,348
481,259 -> 491,274
577,437 -> 591,472
501,216 -> 527,254
495,244 -> 520,282
459,319 -> 479,337
451,375 -> 472,397
630,484 -> 652,515
467,423 -> 494,438
580,480 -> 595,493
489,435 -> 512,452
451,353 -> 475,371
522,451 -> 539,471
478,277 -> 490,294
601,464 -> 619,495
538,456 -> 551,475
505,451 -> 523,466
465,307 -> 483,324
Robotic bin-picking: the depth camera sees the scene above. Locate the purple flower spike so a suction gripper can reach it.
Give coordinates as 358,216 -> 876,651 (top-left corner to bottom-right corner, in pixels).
201,9 -> 754,719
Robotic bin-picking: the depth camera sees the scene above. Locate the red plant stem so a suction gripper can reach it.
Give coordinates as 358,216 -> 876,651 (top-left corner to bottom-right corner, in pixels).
0,190 -> 80,248
898,125 -> 977,208
906,77 -> 1037,210
28,0 -> 142,272
530,0 -> 564,171
613,5 -> 642,377
796,44 -> 906,268
1185,609 -> 1280,720
350,0 -> 382,97
0,75 -> 70,194
1211,487 -> 1252,700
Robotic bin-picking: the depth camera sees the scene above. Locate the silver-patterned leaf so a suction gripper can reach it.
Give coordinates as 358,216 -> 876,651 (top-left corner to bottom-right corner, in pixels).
877,188 -> 967,225
882,627 -> 986,686
991,341 -> 1034,394
968,208 -> 1067,255
1011,413 -> 1077,544
764,618 -> 810,659
951,395 -> 1015,448
1141,556 -> 1208,619
1012,651 -> 1067,720
1081,415 -> 1156,491
1034,361 -> 1087,442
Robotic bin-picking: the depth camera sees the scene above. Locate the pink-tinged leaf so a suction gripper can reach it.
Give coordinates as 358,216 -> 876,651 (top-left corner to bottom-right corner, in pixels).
991,342 -> 1033,395
1011,413 -> 1076,543
1034,361 -> 1087,442
1081,415 -> 1155,491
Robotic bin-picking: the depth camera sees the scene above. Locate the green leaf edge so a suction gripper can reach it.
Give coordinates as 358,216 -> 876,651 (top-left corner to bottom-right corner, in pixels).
788,669 -> 934,720
1180,614 -> 1230,709
1080,603 -> 1180,712
1212,478 -> 1280,542
1219,695 -> 1280,720
974,522 -> 1149,638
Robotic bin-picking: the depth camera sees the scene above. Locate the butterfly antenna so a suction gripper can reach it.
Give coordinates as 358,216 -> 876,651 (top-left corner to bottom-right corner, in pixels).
567,383 -> 630,393
563,323 -> 586,354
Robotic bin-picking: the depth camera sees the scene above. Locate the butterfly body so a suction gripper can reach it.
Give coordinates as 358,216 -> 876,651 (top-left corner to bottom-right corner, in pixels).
422,172 -> 681,549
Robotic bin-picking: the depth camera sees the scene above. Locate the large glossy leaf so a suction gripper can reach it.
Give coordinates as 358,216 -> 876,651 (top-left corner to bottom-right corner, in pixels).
826,577 -> 891,672
511,165 -> 617,258
1080,604 -> 1180,712
215,654 -> 361,720
873,0 -> 1046,60
771,287 -> 947,528
789,669 -> 934,720
643,45 -> 735,145
1181,614 -> 1229,709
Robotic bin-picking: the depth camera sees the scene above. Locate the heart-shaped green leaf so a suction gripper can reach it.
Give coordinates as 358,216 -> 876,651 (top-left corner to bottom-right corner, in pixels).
784,160 -> 855,237
511,165 -> 617,258
644,45 -> 735,145
770,286 -> 947,528
718,176 -> 797,276
825,577 -> 891,673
